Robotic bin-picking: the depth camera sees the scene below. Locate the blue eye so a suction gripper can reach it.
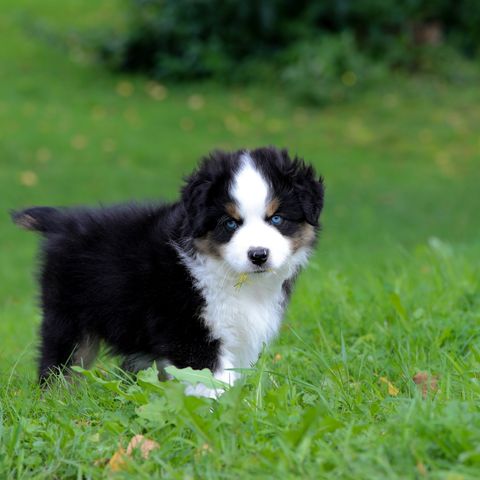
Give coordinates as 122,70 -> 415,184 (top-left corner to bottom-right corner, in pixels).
270,215 -> 283,226
225,219 -> 239,232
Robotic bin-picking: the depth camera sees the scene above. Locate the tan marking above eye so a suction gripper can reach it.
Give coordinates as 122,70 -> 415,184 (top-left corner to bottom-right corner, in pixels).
266,197 -> 280,217
225,202 -> 241,220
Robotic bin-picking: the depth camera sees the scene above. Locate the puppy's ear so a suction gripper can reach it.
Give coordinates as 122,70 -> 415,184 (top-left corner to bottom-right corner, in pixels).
181,150 -> 238,237
181,169 -> 212,238
291,157 -> 325,227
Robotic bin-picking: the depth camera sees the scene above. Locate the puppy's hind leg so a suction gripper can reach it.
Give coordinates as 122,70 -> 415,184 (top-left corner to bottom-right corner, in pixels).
121,355 -> 171,381
72,334 -> 100,370
38,313 -> 98,385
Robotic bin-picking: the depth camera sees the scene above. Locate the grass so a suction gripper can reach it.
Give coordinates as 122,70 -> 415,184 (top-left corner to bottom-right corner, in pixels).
1,1 -> 480,478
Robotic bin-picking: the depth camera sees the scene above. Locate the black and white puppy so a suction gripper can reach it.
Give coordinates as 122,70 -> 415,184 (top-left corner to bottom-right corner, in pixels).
12,147 -> 324,397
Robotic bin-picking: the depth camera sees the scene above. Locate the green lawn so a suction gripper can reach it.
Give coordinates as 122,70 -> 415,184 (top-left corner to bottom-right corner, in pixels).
1,1 -> 480,478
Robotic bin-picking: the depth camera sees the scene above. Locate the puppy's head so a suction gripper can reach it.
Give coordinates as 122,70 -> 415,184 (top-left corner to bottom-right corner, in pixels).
181,147 -> 324,275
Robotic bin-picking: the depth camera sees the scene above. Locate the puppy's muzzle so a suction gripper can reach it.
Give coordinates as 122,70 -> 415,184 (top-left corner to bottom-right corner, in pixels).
247,247 -> 269,266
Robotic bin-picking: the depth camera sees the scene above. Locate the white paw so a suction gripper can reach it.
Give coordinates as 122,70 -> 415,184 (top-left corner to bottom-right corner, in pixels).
184,383 -> 225,399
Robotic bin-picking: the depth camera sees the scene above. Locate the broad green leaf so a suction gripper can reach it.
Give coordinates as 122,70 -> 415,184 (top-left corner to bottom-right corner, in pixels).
165,366 -> 228,389
136,398 -> 169,423
71,366 -> 146,403
137,366 -> 165,393
72,366 -> 123,394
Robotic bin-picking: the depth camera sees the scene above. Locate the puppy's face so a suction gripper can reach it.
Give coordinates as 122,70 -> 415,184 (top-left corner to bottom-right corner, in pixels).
182,147 -> 324,275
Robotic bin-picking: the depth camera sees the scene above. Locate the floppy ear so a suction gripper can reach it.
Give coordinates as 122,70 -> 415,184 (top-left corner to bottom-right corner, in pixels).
181,170 -> 212,238
181,150 -> 238,237
292,159 -> 325,226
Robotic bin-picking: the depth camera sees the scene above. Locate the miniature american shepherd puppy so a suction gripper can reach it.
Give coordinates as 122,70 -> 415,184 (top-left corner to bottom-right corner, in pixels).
12,147 -> 324,397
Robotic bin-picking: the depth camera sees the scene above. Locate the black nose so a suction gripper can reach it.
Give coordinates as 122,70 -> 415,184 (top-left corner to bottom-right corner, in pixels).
248,247 -> 269,266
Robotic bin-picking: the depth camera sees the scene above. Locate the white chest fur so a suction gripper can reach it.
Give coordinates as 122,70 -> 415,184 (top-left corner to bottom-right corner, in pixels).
183,254 -> 287,369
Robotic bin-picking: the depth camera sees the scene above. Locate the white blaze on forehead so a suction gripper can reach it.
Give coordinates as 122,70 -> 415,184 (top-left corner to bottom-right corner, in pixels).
231,154 -> 269,218
224,152 -> 292,273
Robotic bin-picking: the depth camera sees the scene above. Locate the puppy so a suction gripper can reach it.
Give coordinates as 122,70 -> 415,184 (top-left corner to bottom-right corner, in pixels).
12,147 -> 324,397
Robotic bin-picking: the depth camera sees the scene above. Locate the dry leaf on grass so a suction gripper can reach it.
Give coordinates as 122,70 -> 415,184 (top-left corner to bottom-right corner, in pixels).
126,434 -> 159,458
194,442 -> 213,460
145,81 -> 167,101
413,371 -> 439,398
379,377 -> 399,396
19,171 -> 38,187
108,448 -> 127,472
108,435 -> 159,472
116,81 -> 134,97
416,461 -> 428,476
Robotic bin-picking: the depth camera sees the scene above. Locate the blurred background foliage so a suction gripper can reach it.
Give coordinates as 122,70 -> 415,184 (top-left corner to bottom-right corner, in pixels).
81,0 -> 480,104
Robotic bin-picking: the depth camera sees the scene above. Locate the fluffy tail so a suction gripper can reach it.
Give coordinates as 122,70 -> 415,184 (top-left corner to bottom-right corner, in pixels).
11,206 -> 66,234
